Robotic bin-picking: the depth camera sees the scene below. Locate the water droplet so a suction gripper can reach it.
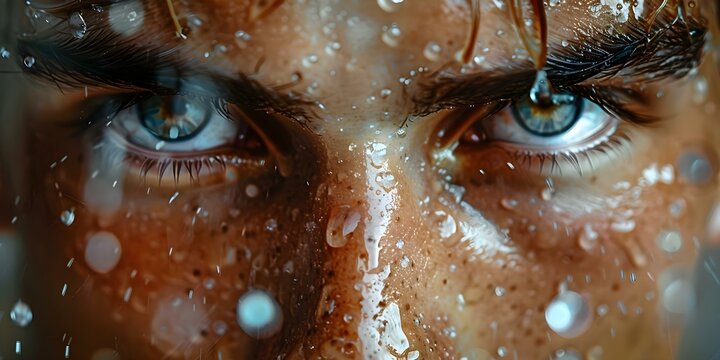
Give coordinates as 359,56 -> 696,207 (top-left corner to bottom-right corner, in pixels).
423,41 -> 442,61
437,213 -> 457,239
395,239 -> 405,249
245,183 -> 259,198
127,11 -> 138,21
578,224 -> 599,252
326,206 -> 361,248
367,142 -> 388,167
325,41 -> 341,55
656,229 -> 682,254
494,286 -> 506,297
400,255 -> 410,268
264,218 -> 278,232
692,76 -> 708,104
545,290 -> 592,338
69,12 -> 87,39
84,231 -> 122,274
375,172 -> 397,190
678,150 -> 714,185
302,53 -> 319,67
381,24 -> 402,47
23,56 -> 35,68
659,267 -> 694,315
212,320 -> 228,335
610,219 -> 635,233
561,40 -> 569,47
530,70 -> 552,106
236,289 -> 283,339
395,127 -> 407,138
377,0 -> 404,12
500,198 -> 518,210
60,208 -> 75,226
10,300 -> 33,327
497,346 -> 508,357
379,88 -> 392,99
552,348 -> 583,360
0,47 -> 10,59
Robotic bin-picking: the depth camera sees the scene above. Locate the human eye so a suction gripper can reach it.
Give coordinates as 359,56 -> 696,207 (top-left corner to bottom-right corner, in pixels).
439,77 -> 653,179
88,93 -> 270,188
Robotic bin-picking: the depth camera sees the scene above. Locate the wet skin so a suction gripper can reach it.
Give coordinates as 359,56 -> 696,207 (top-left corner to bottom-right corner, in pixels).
3,0 -> 720,359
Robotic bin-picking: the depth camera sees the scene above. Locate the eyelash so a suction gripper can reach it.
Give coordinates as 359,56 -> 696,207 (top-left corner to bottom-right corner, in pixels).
457,86 -> 652,177
78,92 -> 264,186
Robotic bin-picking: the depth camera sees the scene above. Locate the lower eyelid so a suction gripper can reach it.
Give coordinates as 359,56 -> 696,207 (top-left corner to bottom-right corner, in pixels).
95,129 -> 270,188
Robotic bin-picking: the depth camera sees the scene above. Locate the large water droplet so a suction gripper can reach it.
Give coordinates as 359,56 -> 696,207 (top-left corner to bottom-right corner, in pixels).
84,231 -> 122,274
236,289 -> 283,339
10,300 -> 33,327
545,290 -> 592,338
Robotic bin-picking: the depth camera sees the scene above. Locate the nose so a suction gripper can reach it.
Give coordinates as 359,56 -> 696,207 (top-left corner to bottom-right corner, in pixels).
313,119 -> 453,358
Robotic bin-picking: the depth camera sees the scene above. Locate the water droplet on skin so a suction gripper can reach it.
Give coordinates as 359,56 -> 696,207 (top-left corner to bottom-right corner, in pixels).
325,41 -> 341,55
367,143 -> 388,167
500,198 -> 518,210
84,231 -> 122,274
69,12 -> 87,39
375,172 -> 397,190
326,206 -> 361,248
379,88 -> 392,99
400,255 -> 410,268
437,213 -> 457,239
302,53 -> 319,67
678,150 -> 714,185
578,224 -> 599,252
610,219 -> 635,233
245,183 -> 259,198
60,208 -> 75,226
10,300 -> 33,327
545,290 -> 592,338
659,267 -> 694,315
552,349 -> 583,360
494,286 -> 506,297
377,0 -> 404,12
212,320 -> 228,335
423,41 -> 442,61
693,76 -> 708,104
669,198 -> 686,219
656,229 -> 682,254
264,218 -> 278,232
497,346 -> 508,357
381,24 -> 402,47
395,239 -> 404,249
236,289 -> 283,339
0,47 -> 10,59
23,56 -> 35,68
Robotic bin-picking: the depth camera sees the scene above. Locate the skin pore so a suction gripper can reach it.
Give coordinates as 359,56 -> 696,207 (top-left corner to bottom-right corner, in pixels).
1,0 -> 720,359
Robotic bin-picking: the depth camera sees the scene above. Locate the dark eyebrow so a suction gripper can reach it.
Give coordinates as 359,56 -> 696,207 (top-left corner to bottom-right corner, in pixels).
15,8 -> 312,121
412,9 -> 707,116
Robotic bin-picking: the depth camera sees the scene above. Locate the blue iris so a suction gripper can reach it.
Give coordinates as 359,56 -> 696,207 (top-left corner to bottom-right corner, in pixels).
138,96 -> 210,141
512,95 -> 584,137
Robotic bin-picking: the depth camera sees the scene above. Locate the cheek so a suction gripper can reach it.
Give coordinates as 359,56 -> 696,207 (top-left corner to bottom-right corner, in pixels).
22,122 -> 329,358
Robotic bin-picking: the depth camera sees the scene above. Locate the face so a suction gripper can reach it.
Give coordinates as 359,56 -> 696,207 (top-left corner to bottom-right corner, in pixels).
1,0 -> 720,358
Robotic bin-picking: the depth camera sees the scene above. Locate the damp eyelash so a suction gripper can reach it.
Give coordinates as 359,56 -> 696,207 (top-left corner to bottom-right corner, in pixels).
78,92 -> 266,186
506,130 -> 633,177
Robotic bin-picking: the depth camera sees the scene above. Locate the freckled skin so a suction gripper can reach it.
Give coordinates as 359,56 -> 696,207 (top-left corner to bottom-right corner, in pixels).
4,0 -> 720,359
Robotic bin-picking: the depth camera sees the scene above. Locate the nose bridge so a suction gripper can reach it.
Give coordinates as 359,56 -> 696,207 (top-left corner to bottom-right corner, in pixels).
319,122 -> 430,357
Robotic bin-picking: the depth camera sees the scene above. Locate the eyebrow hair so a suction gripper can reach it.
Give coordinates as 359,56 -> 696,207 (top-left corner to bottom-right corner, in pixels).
412,9 -> 706,116
15,5 -> 312,121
